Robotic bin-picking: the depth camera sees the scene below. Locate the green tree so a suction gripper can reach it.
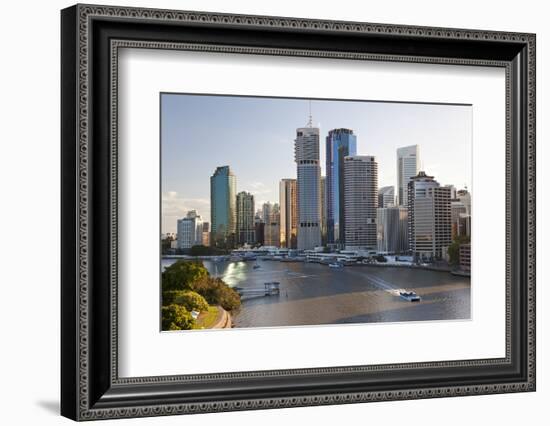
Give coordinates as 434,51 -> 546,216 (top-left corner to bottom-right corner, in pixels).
162,261 -> 209,292
161,260 -> 241,313
448,235 -> 470,265
161,304 -> 194,331
189,244 -> 230,256
193,277 -> 241,311
163,290 -> 209,311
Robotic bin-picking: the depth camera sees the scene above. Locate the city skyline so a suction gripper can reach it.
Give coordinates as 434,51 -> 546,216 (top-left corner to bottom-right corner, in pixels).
162,93 -> 472,234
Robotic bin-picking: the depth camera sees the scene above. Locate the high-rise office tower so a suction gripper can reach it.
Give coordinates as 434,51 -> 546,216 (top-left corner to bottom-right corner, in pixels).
202,222 -> 210,247
457,188 -> 471,214
458,213 -> 471,237
279,179 -> 298,249
377,206 -> 408,253
445,184 -> 457,200
343,156 -> 378,251
397,145 -> 420,206
177,210 -> 204,249
459,243 -> 471,272
320,176 -> 327,245
451,200 -> 467,239
254,212 -> 265,247
295,118 -> 321,250
264,203 -> 281,247
456,189 -> 471,238
236,191 -> 255,246
407,171 -> 452,260
378,186 -> 395,208
326,128 -> 357,245
210,166 -> 236,247
261,202 -> 273,225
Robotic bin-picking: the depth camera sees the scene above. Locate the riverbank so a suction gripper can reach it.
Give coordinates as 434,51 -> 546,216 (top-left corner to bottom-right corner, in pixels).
211,306 -> 232,329
354,262 -> 454,273
162,255 -> 459,275
162,254 -> 229,261
194,306 -> 232,329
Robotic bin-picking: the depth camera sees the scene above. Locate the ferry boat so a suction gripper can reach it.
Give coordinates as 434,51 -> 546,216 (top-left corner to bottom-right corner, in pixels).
328,262 -> 344,269
399,291 -> 421,302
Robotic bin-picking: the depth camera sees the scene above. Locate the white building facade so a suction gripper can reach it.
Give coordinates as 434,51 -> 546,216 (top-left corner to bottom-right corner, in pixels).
407,171 -> 452,260
177,210 -> 203,249
457,188 -> 471,214
396,145 -> 420,206
378,185 -> 395,208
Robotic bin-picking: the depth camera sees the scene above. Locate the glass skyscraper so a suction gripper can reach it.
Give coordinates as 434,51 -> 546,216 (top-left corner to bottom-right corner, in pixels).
325,128 -> 357,246
210,166 -> 236,247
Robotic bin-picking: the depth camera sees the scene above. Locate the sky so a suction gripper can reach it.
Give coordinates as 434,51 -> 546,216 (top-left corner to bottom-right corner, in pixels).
161,93 -> 472,234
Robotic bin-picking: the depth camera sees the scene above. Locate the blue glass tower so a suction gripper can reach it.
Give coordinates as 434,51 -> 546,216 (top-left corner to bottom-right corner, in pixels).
210,166 -> 237,247
326,128 -> 357,245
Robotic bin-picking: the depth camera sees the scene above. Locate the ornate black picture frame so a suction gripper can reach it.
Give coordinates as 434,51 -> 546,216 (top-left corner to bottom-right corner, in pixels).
61,4 -> 536,421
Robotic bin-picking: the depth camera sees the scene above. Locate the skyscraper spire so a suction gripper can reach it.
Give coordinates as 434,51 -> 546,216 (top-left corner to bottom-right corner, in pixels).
306,100 -> 313,127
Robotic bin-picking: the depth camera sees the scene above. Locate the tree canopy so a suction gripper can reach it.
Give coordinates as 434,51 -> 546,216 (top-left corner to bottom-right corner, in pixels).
161,304 -> 194,331
162,260 -> 241,313
163,290 -> 209,312
193,277 -> 241,311
162,261 -> 209,292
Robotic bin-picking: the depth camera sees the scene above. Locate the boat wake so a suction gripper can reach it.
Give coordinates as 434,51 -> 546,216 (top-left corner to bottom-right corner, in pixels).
362,273 -> 418,300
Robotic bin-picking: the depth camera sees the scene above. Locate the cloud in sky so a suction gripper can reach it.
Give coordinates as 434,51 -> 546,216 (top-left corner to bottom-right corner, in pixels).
241,181 -> 272,195
162,191 -> 210,233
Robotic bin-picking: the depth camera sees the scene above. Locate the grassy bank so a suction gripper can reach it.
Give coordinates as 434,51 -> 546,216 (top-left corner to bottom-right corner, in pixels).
194,306 -> 220,329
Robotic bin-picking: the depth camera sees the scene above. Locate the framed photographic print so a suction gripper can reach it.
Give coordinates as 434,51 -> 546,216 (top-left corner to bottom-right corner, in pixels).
61,4 -> 536,421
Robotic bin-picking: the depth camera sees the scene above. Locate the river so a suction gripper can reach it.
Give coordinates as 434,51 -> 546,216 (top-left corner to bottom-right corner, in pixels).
161,258 -> 471,328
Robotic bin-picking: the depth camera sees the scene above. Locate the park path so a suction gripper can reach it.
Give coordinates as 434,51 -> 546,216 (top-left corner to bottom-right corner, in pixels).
210,306 -> 232,329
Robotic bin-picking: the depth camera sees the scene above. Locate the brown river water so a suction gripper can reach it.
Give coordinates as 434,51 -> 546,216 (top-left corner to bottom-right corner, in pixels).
162,258 -> 471,329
